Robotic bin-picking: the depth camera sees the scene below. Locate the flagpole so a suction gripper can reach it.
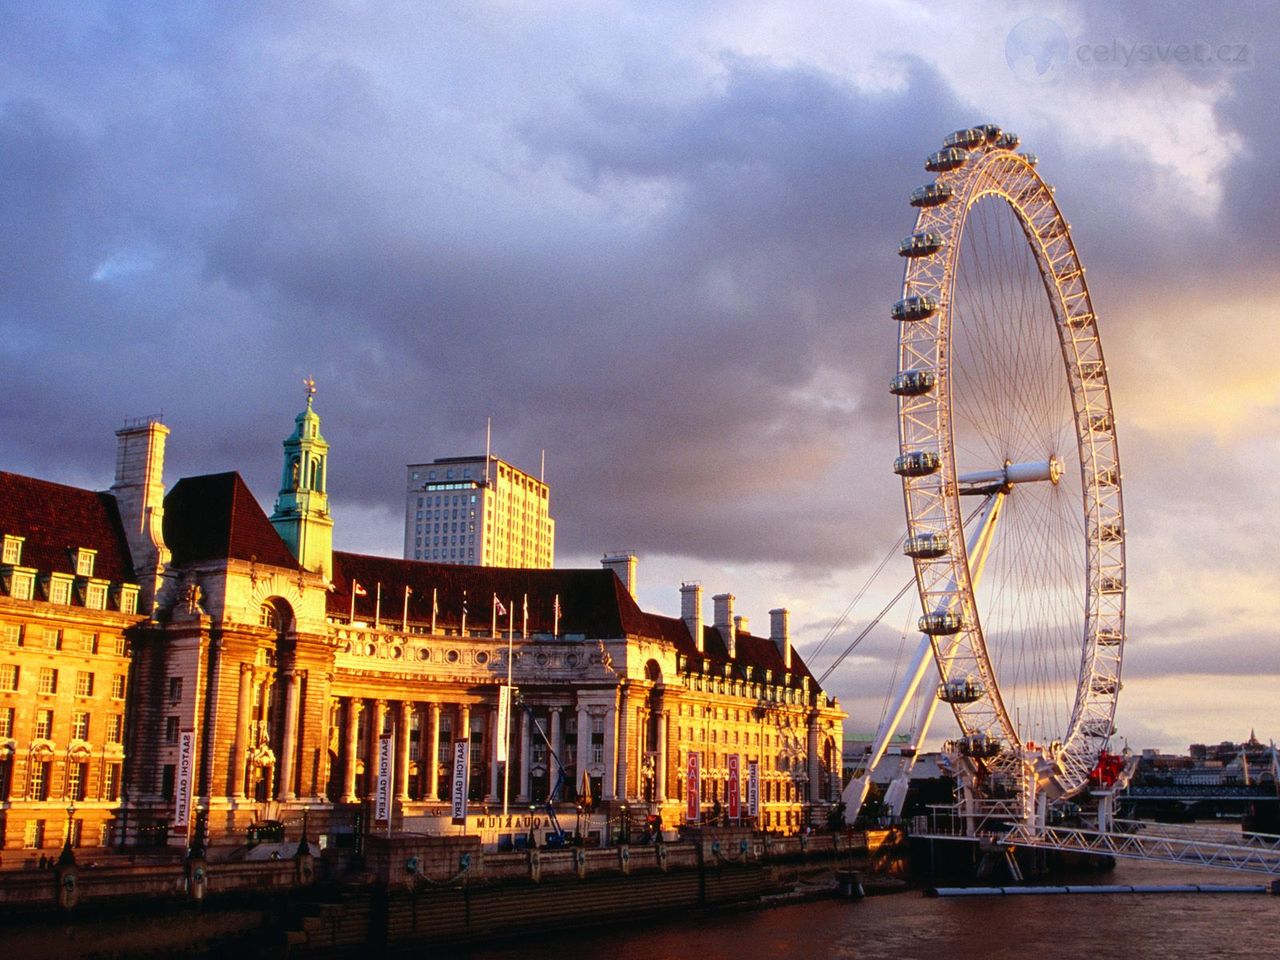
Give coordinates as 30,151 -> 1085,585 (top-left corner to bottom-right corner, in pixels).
402,585 -> 410,633
431,587 -> 438,635
491,593 -> 498,638
522,593 -> 528,640
461,590 -> 467,636
350,584 -> 356,623
553,594 -> 560,638
375,582 -> 382,629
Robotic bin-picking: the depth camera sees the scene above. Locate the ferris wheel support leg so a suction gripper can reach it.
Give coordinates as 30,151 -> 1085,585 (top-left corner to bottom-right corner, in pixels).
842,634 -> 935,826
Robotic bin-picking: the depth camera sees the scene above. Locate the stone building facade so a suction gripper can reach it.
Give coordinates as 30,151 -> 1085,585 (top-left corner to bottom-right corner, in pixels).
0,397 -> 843,855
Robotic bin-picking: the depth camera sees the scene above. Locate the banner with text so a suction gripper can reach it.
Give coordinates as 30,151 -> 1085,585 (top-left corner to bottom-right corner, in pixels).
375,733 -> 393,823
727,753 -> 741,821
747,760 -> 759,819
174,730 -> 196,828
685,751 -> 701,822
496,685 -> 511,762
451,739 -> 470,824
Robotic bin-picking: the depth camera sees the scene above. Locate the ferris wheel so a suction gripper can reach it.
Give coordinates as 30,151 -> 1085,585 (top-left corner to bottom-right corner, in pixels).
891,124 -> 1126,808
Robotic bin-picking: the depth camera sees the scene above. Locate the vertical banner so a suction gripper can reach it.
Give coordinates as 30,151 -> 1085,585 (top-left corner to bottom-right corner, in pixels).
747,760 -> 760,819
727,753 -> 741,821
451,738 -> 470,824
375,733 -> 393,823
174,730 -> 196,828
496,685 -> 511,762
685,751 -> 701,822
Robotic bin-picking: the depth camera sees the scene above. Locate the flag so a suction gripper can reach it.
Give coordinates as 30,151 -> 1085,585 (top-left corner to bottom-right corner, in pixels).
579,769 -> 593,809
353,581 -> 368,596
494,594 -> 507,616
553,594 -> 561,636
402,584 -> 412,633
521,593 -> 528,639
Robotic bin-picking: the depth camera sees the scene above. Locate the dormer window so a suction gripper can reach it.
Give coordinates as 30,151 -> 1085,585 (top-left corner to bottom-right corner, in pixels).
117,584 -> 139,615
1,535 -> 22,565
46,573 -> 74,605
7,570 -> 34,601
74,548 -> 96,578
84,581 -> 108,611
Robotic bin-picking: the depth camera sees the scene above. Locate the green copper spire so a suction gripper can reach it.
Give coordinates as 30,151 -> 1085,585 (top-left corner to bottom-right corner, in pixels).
270,377 -> 333,581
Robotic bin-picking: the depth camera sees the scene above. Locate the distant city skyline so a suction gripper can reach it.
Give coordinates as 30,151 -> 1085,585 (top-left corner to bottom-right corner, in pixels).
1,2 -> 1275,753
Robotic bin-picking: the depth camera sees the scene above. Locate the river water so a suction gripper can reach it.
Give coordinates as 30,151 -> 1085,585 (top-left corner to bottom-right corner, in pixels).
464,857 -> 1280,960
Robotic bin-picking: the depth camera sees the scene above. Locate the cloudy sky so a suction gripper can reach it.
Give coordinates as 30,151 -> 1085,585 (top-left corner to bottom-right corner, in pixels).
2,1 -> 1275,753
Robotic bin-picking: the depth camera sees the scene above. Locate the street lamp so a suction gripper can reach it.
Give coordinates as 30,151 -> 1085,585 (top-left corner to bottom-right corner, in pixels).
58,799 -> 77,868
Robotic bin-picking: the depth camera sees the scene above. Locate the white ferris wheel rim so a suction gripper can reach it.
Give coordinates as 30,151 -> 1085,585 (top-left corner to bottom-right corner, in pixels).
893,126 -> 1126,798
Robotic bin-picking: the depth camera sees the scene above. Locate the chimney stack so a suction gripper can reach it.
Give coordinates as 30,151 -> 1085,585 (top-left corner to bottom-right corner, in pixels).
110,417 -> 171,615
733,614 -> 750,636
713,593 -> 736,660
769,608 -> 791,670
681,582 -> 703,654
601,552 -> 638,600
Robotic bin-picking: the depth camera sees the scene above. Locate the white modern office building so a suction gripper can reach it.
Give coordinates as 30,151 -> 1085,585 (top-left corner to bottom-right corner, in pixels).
404,455 -> 554,568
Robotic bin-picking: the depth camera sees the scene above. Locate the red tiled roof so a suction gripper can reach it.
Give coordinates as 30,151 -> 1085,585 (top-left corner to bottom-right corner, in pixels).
329,551 -> 817,684
0,471 -> 135,582
163,472 -> 300,569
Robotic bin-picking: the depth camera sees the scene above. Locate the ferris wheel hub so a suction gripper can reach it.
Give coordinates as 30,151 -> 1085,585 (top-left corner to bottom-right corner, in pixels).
958,456 -> 1064,492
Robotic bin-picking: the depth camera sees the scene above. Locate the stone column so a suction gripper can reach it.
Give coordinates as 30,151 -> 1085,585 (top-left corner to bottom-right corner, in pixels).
603,697 -> 618,800
397,702 -> 412,802
614,688 -> 630,799
277,670 -> 301,801
231,663 -> 254,799
518,709 -> 533,802
807,715 -> 821,803
342,698 -> 362,802
427,703 -> 441,800
655,710 -> 669,801
549,707 -> 562,782
575,700 -> 591,796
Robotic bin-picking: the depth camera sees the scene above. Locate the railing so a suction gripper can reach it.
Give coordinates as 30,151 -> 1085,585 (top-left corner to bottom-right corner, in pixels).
1001,823 -> 1280,876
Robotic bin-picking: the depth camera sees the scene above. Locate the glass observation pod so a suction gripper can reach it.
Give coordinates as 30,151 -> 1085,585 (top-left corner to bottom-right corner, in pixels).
890,370 -> 937,396
996,131 -> 1021,150
919,611 -> 963,636
1089,413 -> 1113,433
1080,719 -> 1115,739
1099,522 -> 1122,543
1065,311 -> 1095,328
1097,468 -> 1118,486
891,295 -> 940,321
943,127 -> 986,150
1019,152 -> 1039,166
978,122 -> 1003,141
1079,359 -> 1106,381
1091,677 -> 1119,696
926,148 -> 969,172
898,231 -> 944,258
894,450 -> 942,477
904,532 -> 948,559
938,678 -> 986,704
1100,576 -> 1123,594
910,182 -> 953,207
955,733 -> 1002,759
1096,628 -> 1122,646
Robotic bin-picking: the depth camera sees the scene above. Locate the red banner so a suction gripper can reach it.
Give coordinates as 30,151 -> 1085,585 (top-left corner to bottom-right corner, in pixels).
686,752 -> 701,822
727,753 -> 741,820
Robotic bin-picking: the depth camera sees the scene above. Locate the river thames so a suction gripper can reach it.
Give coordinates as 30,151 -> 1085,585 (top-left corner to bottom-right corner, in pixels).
464,857 -> 1280,960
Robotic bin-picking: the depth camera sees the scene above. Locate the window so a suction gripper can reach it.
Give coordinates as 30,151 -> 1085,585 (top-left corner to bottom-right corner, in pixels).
48,577 -> 72,605
113,635 -> 128,657
85,583 -> 107,610
0,706 -> 13,738
28,760 -> 50,799
1,623 -> 21,647
118,586 -> 138,615
78,631 -> 98,654
0,757 -> 10,800
168,677 -> 183,701
591,743 -> 604,763
111,674 -> 126,699
43,628 -> 62,650
161,764 -> 176,800
9,572 -> 34,600
104,762 -> 122,801
23,819 -> 45,849
165,716 -> 180,744
1,536 -> 22,565
38,667 -> 58,694
72,711 -> 90,740
74,549 -> 96,577
67,761 -> 87,801
76,671 -> 94,697
107,714 -> 123,743
0,665 -> 16,691
35,709 -> 53,739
